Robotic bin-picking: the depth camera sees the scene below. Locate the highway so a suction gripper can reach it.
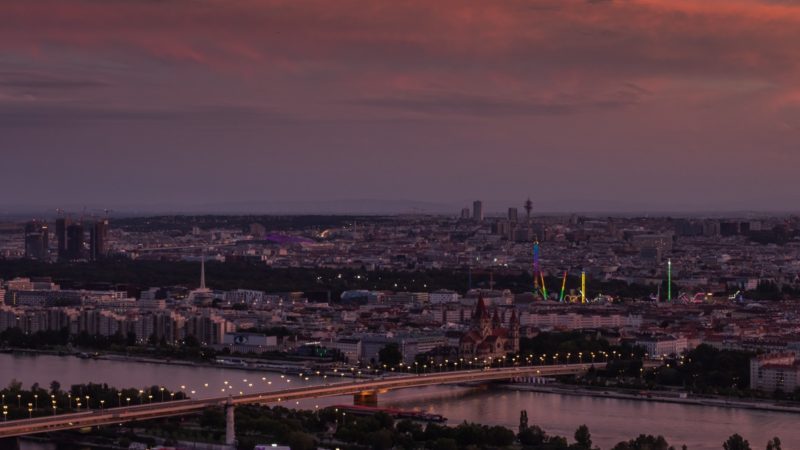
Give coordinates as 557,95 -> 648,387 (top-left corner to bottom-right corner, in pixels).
0,363 -> 604,438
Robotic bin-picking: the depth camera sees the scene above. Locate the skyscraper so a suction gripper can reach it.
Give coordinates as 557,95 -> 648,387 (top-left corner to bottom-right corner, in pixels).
24,220 -> 49,260
66,223 -> 85,260
508,207 -> 518,223
55,217 -> 70,261
90,219 -> 109,261
472,200 -> 484,222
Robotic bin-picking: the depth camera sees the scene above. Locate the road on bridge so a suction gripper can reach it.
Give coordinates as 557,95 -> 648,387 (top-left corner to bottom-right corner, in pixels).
0,362 -> 608,438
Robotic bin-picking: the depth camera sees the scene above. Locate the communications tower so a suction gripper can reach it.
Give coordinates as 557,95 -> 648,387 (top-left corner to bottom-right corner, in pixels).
524,198 -> 533,220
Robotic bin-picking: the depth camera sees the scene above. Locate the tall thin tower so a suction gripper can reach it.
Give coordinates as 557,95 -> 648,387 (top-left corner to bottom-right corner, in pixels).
524,198 -> 533,221
667,259 -> 672,302
581,270 -> 586,304
533,241 -> 541,295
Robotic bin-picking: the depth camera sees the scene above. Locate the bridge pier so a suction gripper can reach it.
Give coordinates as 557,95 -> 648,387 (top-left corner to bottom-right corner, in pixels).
225,396 -> 235,448
353,390 -> 378,407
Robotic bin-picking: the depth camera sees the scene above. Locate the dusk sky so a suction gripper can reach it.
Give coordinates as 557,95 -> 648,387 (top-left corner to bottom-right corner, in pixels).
2,0 -> 800,213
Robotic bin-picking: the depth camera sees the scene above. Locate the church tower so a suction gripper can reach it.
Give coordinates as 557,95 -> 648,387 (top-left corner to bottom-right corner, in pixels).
472,297 -> 492,338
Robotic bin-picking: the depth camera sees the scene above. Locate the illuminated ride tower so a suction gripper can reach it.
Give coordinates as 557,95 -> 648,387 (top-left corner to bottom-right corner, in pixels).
667,259 -> 672,302
533,241 -> 547,299
581,270 -> 586,304
559,271 -> 568,303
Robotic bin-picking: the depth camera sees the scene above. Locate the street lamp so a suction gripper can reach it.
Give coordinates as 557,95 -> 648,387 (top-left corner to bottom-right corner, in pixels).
34,394 -> 38,410
160,387 -> 165,402
117,392 -> 122,407
126,397 -> 131,407
100,400 -> 105,411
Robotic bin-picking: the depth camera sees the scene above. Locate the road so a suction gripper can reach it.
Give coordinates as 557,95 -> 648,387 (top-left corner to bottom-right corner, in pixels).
0,363 -> 606,438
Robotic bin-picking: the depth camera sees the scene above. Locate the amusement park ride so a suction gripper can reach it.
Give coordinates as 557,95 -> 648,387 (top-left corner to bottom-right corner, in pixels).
531,243 -> 741,305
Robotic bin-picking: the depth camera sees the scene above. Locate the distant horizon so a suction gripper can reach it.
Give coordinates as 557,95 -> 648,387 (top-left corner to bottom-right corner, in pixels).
1,197 -> 798,220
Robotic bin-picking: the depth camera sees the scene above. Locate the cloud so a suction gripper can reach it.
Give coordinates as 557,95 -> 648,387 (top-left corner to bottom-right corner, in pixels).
0,72 -> 108,90
0,102 -> 276,127
347,86 -> 644,117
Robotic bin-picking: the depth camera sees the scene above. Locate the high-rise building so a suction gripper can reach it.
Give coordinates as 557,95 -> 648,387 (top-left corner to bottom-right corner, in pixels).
90,219 -> 109,261
460,208 -> 471,220
508,207 -> 518,223
66,223 -> 85,260
55,217 -> 70,261
24,220 -> 49,260
472,200 -> 483,222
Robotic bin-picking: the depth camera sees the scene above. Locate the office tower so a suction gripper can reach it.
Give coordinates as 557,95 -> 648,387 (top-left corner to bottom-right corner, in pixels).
55,217 -> 69,261
90,219 -> 109,261
508,207 -> 518,223
24,220 -> 49,260
473,200 -> 483,222
66,223 -> 85,260
460,208 -> 471,220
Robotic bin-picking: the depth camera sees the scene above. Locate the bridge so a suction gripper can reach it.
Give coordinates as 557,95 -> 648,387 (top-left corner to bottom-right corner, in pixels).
0,363 -> 605,443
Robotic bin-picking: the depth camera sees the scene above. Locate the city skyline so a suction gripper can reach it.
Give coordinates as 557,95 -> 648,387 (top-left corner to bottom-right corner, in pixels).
2,0 -> 800,212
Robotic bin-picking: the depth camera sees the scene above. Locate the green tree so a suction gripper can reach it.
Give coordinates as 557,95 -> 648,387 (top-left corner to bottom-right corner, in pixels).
611,435 -> 672,450
574,425 -> 594,450
378,343 -> 403,367
486,425 -> 515,447
766,437 -> 782,450
287,431 -> 316,450
519,409 -> 528,433
432,437 -> 457,450
723,434 -> 751,450
518,425 -> 546,446
7,379 -> 22,392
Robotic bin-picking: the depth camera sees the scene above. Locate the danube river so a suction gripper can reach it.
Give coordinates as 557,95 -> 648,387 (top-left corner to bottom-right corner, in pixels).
2,353 -> 794,450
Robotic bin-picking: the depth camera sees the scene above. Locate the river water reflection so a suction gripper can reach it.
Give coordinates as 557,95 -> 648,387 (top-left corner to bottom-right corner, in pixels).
2,353 -> 795,450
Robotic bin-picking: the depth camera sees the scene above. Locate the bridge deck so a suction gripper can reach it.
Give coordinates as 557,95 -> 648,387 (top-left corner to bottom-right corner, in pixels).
0,363 -> 607,438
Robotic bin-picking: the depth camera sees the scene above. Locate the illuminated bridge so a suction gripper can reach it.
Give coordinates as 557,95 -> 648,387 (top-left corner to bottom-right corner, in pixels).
0,363 -> 607,443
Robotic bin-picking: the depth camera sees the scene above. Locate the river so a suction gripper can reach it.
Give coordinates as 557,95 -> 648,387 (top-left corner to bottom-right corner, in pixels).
1,353 -> 793,450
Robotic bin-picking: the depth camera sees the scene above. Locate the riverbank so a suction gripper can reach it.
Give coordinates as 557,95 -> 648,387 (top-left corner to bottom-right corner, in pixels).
501,382 -> 800,414
2,347 -> 368,380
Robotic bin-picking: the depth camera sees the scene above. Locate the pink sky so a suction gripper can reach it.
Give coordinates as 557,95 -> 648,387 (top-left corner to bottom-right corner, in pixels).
1,0 -> 799,212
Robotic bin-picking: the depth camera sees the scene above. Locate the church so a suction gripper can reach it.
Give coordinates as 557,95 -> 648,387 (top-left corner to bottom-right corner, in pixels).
459,297 -> 520,359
